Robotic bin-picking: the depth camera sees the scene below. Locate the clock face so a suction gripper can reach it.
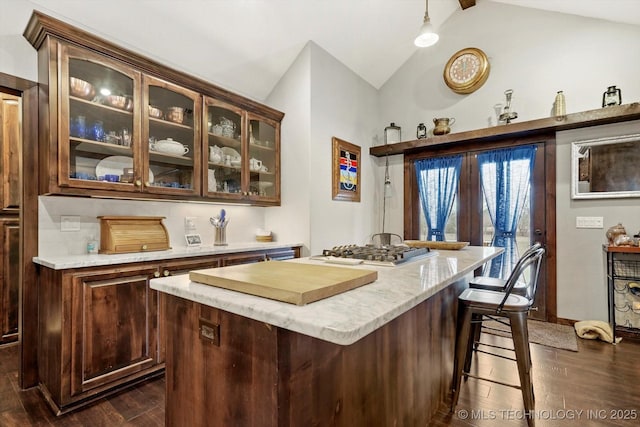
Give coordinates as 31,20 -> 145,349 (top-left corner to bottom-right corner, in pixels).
448,53 -> 481,84
444,48 -> 490,94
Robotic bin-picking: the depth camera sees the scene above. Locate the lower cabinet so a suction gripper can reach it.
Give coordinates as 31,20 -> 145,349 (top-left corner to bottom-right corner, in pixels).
37,246 -> 300,414
0,219 -> 19,345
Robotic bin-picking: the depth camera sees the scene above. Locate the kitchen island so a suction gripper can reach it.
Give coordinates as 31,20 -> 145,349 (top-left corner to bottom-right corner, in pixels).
151,246 -> 502,426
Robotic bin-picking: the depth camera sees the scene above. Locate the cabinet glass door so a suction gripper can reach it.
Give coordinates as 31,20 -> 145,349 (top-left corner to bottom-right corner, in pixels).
247,114 -> 279,202
61,45 -> 141,192
204,99 -> 244,200
143,77 -> 201,196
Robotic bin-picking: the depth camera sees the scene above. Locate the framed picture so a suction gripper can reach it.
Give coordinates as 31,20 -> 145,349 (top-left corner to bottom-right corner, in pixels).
332,137 -> 361,202
185,233 -> 202,247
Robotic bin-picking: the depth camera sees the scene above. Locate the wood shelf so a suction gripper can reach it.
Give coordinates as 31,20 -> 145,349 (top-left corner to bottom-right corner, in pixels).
370,103 -> 640,157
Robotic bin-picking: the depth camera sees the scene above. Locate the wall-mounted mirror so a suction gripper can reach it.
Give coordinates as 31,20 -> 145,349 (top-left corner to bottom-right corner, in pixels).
572,134 -> 640,199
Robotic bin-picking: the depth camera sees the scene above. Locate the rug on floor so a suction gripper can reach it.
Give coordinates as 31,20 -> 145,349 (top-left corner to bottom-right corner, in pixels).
482,319 -> 579,352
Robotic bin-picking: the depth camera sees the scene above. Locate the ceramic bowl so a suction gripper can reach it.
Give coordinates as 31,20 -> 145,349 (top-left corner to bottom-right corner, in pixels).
153,138 -> 189,156
148,105 -> 163,119
69,77 -> 95,100
104,95 -> 127,109
166,106 -> 184,124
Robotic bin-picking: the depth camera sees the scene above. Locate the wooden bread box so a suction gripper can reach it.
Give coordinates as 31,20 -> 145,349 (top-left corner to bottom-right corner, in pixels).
98,216 -> 170,254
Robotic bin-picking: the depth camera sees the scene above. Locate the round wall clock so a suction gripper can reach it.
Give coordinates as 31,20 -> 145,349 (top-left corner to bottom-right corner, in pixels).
443,47 -> 490,94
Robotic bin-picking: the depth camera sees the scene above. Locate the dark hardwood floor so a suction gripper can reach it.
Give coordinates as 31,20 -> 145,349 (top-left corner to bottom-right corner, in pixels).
430,333 -> 640,427
1,332 -> 639,426
0,344 -> 164,426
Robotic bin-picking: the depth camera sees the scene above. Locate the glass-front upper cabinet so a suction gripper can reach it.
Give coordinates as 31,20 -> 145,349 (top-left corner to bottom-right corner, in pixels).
143,76 -> 201,196
247,113 -> 280,204
204,98 -> 245,201
60,44 -> 141,193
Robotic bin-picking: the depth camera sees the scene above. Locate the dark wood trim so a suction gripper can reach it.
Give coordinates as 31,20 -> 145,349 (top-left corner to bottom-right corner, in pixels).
403,134 -> 557,322
458,0 -> 476,10
371,103 -> 640,157
21,85 -> 40,389
23,11 -> 284,122
544,140 -> 557,323
0,72 -> 38,92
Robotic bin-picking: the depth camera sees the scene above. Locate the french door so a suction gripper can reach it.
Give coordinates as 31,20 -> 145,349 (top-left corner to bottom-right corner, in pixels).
405,136 -> 555,321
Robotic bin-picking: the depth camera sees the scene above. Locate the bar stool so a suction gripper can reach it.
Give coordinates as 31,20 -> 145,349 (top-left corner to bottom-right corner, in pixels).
469,242 -> 543,297
451,247 -> 545,427
469,242 -> 543,348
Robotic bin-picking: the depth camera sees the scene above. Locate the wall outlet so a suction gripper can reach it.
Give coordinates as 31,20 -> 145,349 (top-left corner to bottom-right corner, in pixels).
60,215 -> 81,232
184,216 -> 197,233
576,216 -> 604,229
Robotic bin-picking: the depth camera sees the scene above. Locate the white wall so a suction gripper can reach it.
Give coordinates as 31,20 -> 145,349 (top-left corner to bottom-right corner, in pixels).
307,43 -> 380,255
38,196 -> 266,256
265,45 -> 312,255
267,42 -> 381,256
0,0 -> 38,81
378,1 -> 640,321
556,121 -> 640,321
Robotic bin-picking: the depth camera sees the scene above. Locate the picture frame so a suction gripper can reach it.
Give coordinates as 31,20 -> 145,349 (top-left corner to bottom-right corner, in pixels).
332,137 -> 361,202
185,233 -> 202,247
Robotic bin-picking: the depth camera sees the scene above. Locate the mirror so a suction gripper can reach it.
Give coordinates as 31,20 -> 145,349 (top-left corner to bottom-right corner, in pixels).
572,134 -> 640,199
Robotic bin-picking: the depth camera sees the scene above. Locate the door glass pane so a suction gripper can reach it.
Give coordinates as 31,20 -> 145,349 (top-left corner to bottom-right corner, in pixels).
206,105 -> 242,194
147,87 -> 195,189
68,58 -> 134,183
248,119 -> 276,197
419,195 -> 458,241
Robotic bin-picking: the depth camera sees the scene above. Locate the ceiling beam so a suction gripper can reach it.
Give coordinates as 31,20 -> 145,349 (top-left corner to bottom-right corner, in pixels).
458,0 -> 476,10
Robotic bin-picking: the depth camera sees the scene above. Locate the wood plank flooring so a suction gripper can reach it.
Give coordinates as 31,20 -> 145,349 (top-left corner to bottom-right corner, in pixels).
430,333 -> 640,427
1,332 -> 639,426
0,344 -> 164,426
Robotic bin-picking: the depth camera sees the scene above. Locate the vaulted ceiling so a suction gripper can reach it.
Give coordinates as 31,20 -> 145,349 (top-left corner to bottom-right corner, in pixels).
19,0 -> 640,101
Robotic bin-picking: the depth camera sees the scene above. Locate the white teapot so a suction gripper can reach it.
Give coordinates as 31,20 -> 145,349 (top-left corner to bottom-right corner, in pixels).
209,145 -> 223,163
152,138 -> 189,156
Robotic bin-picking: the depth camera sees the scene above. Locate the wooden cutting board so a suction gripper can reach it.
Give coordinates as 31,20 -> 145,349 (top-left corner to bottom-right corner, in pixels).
189,261 -> 378,305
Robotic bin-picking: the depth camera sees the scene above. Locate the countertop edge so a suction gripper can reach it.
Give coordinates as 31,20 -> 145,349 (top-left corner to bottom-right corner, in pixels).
151,247 -> 503,345
33,241 -> 304,270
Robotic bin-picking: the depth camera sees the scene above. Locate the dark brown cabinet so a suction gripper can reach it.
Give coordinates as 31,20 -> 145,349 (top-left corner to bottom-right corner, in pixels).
69,266 -> 160,398
26,11 -> 283,206
0,91 -> 20,346
37,247 -> 300,414
0,219 -> 19,345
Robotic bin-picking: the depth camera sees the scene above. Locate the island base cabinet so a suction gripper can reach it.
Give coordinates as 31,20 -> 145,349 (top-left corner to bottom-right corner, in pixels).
164,277 -> 466,427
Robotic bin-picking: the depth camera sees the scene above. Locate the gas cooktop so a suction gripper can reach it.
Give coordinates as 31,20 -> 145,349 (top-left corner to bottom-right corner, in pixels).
314,244 -> 434,266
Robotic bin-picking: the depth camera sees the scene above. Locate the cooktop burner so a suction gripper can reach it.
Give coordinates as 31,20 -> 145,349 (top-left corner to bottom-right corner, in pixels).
319,244 -> 432,266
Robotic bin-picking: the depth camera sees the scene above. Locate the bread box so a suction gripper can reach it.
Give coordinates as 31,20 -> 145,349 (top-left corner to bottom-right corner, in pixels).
98,216 -> 170,254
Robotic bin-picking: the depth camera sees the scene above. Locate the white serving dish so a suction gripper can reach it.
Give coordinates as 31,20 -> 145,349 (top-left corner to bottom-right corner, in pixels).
152,138 -> 189,156
95,156 -> 154,183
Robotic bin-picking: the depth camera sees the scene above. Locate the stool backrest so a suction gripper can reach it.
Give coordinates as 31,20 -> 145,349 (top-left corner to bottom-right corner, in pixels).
497,246 -> 545,312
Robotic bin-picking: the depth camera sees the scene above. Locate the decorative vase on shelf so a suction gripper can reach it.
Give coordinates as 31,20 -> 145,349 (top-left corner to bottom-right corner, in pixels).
554,91 -> 566,120
606,223 -> 626,245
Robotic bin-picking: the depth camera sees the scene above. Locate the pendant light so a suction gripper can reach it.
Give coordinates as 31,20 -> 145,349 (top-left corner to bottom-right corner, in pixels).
414,0 -> 439,47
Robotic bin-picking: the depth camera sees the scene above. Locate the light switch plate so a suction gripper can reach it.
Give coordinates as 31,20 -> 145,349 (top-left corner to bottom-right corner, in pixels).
576,216 -> 604,229
60,215 -> 81,231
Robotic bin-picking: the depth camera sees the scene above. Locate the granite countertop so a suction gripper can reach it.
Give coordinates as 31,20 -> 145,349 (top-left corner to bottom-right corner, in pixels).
33,241 -> 304,270
150,246 -> 502,346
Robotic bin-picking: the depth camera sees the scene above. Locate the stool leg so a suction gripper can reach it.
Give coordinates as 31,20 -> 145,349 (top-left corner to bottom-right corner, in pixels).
451,305 -> 473,411
464,313 -> 482,376
472,314 -> 483,351
510,312 -> 535,426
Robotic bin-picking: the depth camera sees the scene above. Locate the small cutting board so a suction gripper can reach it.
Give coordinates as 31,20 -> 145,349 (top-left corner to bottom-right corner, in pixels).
189,261 -> 378,305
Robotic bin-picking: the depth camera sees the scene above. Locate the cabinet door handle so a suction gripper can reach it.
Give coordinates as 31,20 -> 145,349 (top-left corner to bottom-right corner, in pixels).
153,271 -> 160,278
141,244 -> 148,250
145,181 -> 151,187
163,270 -> 170,277
135,180 -> 142,187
